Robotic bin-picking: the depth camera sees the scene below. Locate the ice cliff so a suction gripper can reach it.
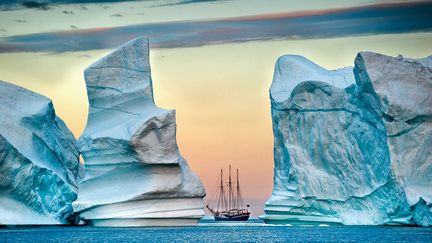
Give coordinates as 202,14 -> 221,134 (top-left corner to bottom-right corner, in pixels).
0,81 -> 81,225
72,37 -> 205,227
262,53 -> 432,226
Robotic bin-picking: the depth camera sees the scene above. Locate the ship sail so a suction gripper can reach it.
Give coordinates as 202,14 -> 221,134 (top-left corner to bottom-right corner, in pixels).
206,165 -> 250,221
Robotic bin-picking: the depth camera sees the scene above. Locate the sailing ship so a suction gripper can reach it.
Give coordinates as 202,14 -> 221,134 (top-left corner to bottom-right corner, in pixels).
206,165 -> 251,221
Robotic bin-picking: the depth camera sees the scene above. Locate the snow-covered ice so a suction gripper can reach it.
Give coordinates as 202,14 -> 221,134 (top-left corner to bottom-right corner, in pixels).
73,37 -> 205,226
270,55 -> 354,106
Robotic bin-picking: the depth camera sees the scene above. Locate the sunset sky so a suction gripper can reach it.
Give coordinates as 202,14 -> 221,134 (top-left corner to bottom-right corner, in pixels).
0,0 -> 431,216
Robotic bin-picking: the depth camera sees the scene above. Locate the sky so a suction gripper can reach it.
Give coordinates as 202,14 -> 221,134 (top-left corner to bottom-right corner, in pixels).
0,0 -> 431,216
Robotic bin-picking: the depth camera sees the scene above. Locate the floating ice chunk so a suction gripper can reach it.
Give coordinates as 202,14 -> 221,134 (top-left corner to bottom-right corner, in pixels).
262,52 -> 432,226
0,81 -> 81,225
73,37 -> 205,226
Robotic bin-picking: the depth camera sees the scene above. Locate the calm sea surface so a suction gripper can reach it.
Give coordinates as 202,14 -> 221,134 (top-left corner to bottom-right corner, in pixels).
1,219 -> 431,242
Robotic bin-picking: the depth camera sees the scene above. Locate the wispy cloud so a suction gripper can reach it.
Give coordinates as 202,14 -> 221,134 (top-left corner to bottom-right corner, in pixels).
21,1 -> 50,10
154,0 -> 229,7
0,1 -> 431,53
14,19 -> 27,23
0,1 -> 130,11
0,0 -> 226,10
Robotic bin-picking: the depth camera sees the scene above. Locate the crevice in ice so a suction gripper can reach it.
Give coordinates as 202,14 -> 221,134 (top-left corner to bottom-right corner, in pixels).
90,105 -> 141,117
387,124 -> 421,138
382,113 -> 394,122
87,66 -> 150,77
134,120 -> 175,137
303,180 -> 389,203
405,115 -> 432,125
89,94 -> 155,117
87,85 -> 128,95
273,107 -> 386,136
273,106 -> 355,114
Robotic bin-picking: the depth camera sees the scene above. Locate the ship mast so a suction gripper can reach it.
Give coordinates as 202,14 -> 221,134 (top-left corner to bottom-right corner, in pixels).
236,168 -> 239,209
228,165 -> 232,210
217,169 -> 226,212
236,168 -> 245,209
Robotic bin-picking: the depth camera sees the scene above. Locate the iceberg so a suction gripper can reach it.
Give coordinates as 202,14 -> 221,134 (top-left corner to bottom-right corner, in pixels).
354,52 -> 432,226
354,52 -> 432,204
262,53 -> 432,226
73,37 -> 205,226
0,81 -> 81,225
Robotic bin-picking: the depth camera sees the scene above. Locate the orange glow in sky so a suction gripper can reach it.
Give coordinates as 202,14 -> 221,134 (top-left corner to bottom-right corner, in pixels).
1,33 -> 431,215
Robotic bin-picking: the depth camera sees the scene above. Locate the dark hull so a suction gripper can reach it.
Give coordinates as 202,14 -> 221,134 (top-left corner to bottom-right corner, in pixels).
214,214 -> 250,221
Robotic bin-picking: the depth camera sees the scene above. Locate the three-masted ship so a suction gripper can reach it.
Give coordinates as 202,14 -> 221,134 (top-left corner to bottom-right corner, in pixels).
206,165 -> 251,221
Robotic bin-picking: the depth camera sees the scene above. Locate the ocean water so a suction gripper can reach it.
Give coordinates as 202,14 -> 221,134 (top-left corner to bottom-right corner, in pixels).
1,219 -> 431,242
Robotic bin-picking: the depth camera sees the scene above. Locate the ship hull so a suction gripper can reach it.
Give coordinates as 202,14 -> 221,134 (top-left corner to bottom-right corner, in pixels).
214,214 -> 250,221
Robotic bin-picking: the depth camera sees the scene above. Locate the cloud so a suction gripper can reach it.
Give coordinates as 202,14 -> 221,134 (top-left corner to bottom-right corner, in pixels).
78,54 -> 92,58
110,13 -> 122,17
154,0 -> 229,7
0,1 -> 431,53
0,1 -> 141,10
0,0 -> 228,11
22,1 -> 50,10
177,0 -> 227,4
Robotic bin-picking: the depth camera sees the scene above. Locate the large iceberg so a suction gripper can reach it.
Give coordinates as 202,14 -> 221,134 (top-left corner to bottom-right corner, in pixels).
355,52 -> 432,204
262,53 -> 432,226
73,37 -> 205,226
0,81 -> 81,225
355,52 -> 432,226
